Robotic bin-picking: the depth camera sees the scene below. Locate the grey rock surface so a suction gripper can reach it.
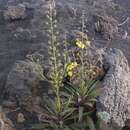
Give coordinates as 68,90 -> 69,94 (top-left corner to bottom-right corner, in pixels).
3,4 -> 26,20
4,47 -> 130,130
5,58 -> 44,107
0,0 -> 129,79
0,0 -> 130,130
97,48 -> 130,130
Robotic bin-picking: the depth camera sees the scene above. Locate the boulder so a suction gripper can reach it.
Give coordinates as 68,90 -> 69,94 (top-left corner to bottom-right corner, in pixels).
97,48 -> 130,130
4,58 -> 44,108
4,47 -> 130,130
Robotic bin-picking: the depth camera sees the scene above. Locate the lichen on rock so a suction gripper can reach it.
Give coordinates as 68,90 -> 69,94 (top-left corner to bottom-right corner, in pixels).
97,48 -> 130,130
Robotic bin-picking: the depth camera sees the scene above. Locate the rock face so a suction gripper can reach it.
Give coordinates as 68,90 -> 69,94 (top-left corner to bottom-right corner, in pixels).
0,0 -> 129,80
97,48 -> 130,130
0,0 -> 130,130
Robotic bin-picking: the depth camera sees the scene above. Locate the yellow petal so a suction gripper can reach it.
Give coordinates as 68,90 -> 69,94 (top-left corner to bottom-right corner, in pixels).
67,71 -> 73,77
67,62 -> 78,71
75,40 -> 85,49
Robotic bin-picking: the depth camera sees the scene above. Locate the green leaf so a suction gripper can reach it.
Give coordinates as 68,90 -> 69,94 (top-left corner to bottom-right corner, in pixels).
88,98 -> 97,102
78,107 -> 84,121
69,122 -> 86,129
43,98 -> 56,115
87,80 -> 100,95
64,84 -> 76,95
84,102 -> 94,108
60,91 -> 71,98
86,116 -> 96,130
30,123 -> 50,129
95,118 -> 101,130
62,108 -> 76,120
63,126 -> 72,130
64,82 -> 79,94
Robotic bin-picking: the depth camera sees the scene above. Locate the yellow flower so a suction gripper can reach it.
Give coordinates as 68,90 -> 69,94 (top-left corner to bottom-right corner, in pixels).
67,62 -> 78,71
67,71 -> 73,77
66,62 -> 78,77
75,38 -> 91,49
75,39 -> 85,49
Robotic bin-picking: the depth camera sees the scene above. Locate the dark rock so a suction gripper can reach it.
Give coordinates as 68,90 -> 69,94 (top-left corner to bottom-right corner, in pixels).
4,46 -> 130,130
93,13 -> 119,40
0,0 -> 129,79
3,4 -> 26,21
5,59 -> 44,107
6,108 -> 39,130
97,48 -> 130,130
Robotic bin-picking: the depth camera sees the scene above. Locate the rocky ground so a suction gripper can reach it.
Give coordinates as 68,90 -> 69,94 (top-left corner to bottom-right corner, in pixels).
0,0 -> 130,130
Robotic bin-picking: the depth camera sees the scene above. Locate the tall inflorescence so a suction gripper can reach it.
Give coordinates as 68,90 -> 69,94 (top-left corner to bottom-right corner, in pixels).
46,0 -> 63,111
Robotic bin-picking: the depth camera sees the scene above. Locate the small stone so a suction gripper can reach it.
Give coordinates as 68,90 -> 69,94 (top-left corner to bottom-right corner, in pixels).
17,113 -> 25,123
4,4 -> 26,20
13,27 -> 32,41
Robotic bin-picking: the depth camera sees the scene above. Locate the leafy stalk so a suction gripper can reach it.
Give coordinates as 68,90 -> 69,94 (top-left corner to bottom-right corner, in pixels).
47,0 -> 63,112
